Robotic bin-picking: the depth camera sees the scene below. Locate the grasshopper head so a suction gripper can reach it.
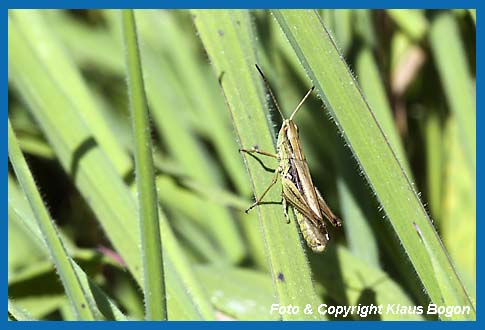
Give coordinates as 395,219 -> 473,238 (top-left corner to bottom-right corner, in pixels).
283,120 -> 300,141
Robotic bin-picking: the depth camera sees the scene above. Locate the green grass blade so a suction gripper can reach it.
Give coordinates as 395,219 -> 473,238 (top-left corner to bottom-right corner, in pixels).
45,9 -> 259,270
429,12 -> 476,178
345,27 -> 411,268
9,11 -> 142,286
139,50 -> 246,264
336,167 -> 379,268
8,121 -> 95,321
272,10 -> 475,319
413,222 -> 471,320
122,9 -> 166,320
195,266 -> 278,320
8,299 -> 36,321
8,260 -> 128,321
424,109 -> 444,220
310,245 -> 424,320
441,118 -> 476,301
353,10 -> 377,47
356,48 -> 411,176
193,9 -> 323,320
8,13 -> 209,320
387,9 -> 428,41
9,175 -> 129,320
11,10 -> 132,177
45,10 -> 125,75
331,10 -> 353,55
114,11 -> 246,264
134,10 -> 250,196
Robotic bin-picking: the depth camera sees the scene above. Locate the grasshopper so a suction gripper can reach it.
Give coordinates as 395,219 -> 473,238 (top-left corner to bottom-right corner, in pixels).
240,65 -> 342,253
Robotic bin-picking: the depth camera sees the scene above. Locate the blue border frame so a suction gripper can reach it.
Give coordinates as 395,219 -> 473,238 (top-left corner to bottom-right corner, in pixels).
5,1 -> 479,327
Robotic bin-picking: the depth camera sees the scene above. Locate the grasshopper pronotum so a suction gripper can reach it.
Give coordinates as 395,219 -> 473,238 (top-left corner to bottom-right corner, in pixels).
240,65 -> 342,253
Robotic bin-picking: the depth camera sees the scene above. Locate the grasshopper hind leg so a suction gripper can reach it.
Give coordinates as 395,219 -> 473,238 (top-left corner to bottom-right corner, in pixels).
282,196 -> 291,224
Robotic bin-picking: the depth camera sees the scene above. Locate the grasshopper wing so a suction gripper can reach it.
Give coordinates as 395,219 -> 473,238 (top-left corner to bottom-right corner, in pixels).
315,186 -> 342,227
281,176 -> 322,226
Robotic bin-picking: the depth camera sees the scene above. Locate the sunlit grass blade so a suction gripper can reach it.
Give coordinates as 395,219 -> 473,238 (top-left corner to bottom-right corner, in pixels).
272,10 -> 475,319
195,265 -> 278,320
310,245 -> 424,320
8,299 -> 36,321
423,109 -> 444,221
429,11 -> 475,178
8,121 -> 96,320
8,13 -> 210,320
112,9 -> 246,265
11,10 -> 132,177
193,9 -> 323,320
122,9 -> 166,320
8,175 -> 129,320
134,10 -> 250,196
387,10 -> 428,41
441,118 -> 476,301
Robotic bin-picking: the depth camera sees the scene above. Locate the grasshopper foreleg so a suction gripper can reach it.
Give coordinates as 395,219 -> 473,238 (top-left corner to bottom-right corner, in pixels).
239,147 -> 278,159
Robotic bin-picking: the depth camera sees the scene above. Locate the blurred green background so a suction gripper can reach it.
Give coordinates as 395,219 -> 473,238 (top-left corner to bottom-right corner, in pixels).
8,9 -> 475,320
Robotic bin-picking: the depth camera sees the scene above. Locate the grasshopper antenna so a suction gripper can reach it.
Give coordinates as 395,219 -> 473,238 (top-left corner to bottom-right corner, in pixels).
289,86 -> 315,120
255,64 -> 285,120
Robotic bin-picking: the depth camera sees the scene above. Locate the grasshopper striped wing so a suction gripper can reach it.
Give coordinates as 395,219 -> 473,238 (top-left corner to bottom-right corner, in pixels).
289,159 -> 342,228
315,186 -> 342,227
281,176 -> 329,252
285,121 -> 342,228
285,122 -> 324,222
281,176 -> 322,223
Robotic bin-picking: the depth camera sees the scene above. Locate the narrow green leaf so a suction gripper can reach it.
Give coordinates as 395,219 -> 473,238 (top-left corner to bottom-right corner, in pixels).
356,48 -> 411,175
195,265 -> 278,320
135,10 -> 250,196
8,258 -> 128,321
122,9 -> 166,320
45,10 -> 125,75
17,135 -> 55,160
413,222 -> 472,320
193,9 -> 323,320
11,10 -> 132,177
272,10 -> 475,319
8,121 -> 95,320
441,117 -> 476,301
8,299 -> 36,321
9,170 -> 129,321
128,15 -> 247,264
424,109 -> 443,220
8,13 -> 211,320
332,10 -> 353,55
311,246 -> 424,320
388,9 -> 428,41
336,173 -> 379,268
354,10 -> 377,47
429,12 -> 476,178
